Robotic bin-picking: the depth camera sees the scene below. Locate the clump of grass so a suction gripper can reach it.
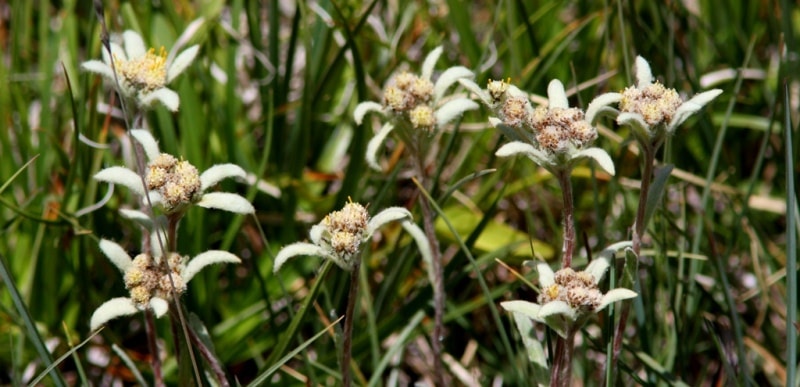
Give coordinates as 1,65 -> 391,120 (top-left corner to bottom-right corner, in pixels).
0,1 -> 794,386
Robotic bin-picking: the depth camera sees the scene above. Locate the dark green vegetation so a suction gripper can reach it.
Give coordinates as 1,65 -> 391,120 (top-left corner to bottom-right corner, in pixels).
0,1 -> 796,385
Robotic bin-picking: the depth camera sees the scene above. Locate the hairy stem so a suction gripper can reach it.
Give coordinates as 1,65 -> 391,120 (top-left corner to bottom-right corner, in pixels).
144,309 -> 164,387
551,328 -> 576,387
342,263 -> 361,387
556,169 -> 576,269
410,146 -> 445,385
186,321 -> 230,387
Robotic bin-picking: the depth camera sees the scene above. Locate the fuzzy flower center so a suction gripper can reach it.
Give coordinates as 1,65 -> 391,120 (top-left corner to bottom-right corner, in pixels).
383,71 -> 436,131
500,95 -> 530,128
146,153 -> 201,212
529,106 -> 597,154
323,202 -> 370,262
619,82 -> 682,126
538,267 -> 604,313
123,252 -> 187,307
113,47 -> 168,93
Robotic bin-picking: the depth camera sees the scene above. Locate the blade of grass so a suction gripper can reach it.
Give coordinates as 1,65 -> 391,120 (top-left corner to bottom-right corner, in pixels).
248,315 -> 344,386
366,310 -> 425,387
686,37 -> 754,316
263,261 -> 332,367
784,80 -> 797,387
27,330 -> 102,387
0,253 -> 66,387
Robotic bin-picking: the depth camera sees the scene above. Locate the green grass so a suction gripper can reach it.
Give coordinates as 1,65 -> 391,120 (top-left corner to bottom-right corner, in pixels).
0,0 -> 796,385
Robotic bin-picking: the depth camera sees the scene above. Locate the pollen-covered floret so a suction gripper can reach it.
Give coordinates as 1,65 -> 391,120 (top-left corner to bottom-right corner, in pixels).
538,266 -> 605,312
619,81 -> 682,126
487,79 -> 510,103
382,72 -> 436,126
157,272 -> 186,297
528,106 -> 597,154
113,47 -> 168,93
500,95 -> 531,128
146,154 -> 201,212
409,105 -> 435,130
325,202 -> 370,235
120,251 -> 188,308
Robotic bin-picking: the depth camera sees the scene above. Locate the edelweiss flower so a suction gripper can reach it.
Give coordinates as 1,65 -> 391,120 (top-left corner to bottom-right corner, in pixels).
586,56 -> 723,145
501,242 -> 637,338
94,130 -> 254,215
482,79 -> 615,176
82,29 -> 200,111
353,46 -> 479,171
273,202 -> 431,272
90,239 -> 240,330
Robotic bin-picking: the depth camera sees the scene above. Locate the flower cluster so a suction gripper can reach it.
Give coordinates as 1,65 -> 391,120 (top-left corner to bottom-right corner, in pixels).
501,242 -> 637,338
82,29 -> 199,111
90,239 -> 241,331
618,81 -> 682,126
586,56 -> 723,146
322,202 -> 371,264
529,104 -> 597,154
537,267 -> 604,313
145,154 -> 202,212
354,46 -> 479,171
274,202 -> 431,272
123,252 -> 187,307
461,78 -> 615,176
94,130 -> 254,215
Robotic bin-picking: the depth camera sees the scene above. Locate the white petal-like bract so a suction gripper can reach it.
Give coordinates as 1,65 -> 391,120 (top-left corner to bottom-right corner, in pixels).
273,242 -> 327,272
94,167 -> 147,196
183,250 -> 241,283
585,92 -> 622,124
167,45 -> 200,83
536,262 -> 556,287
669,88 -> 723,132
584,256 -> 611,284
90,297 -> 139,331
401,220 -> 433,283
538,300 -> 577,320
572,147 -> 616,176
149,297 -> 169,318
367,207 -> 412,236
421,46 -> 444,81
140,88 -> 180,111
365,122 -> 395,171
433,66 -> 474,101
634,56 -> 653,87
122,30 -> 147,60
200,164 -> 247,191
500,300 -> 544,322
197,192 -> 255,214
99,239 -> 133,272
130,129 -> 160,160
597,288 -> 638,311
546,79 -> 569,109
354,101 -> 384,125
81,60 -> 114,80
435,98 -> 479,127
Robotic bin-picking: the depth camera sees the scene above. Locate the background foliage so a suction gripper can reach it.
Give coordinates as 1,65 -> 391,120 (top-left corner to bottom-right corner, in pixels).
0,0 -> 796,385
